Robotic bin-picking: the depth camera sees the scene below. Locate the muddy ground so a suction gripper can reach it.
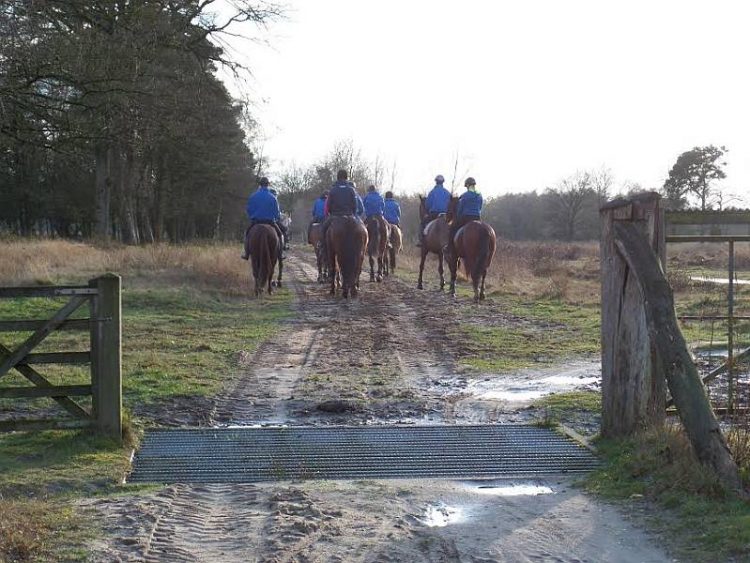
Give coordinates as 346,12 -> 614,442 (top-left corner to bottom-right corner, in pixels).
87,252 -> 674,562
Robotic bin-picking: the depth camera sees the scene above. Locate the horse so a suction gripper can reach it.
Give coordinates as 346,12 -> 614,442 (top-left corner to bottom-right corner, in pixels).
247,224 -> 280,297
326,216 -> 368,298
385,224 -> 402,275
365,215 -> 390,282
308,222 -> 328,282
446,217 -> 496,303
417,195 -> 456,290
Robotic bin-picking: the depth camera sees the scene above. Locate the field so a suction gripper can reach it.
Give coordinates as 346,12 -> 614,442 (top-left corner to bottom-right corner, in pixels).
0,237 -> 749,561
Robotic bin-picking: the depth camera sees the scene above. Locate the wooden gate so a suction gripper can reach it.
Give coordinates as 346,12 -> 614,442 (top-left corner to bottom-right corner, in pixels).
0,274 -> 122,440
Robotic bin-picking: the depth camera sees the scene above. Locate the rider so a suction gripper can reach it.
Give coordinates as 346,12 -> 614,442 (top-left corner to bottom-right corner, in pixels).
384,191 -> 401,226
420,174 -> 451,246
308,190 -> 328,242
320,170 -> 360,256
446,177 -> 483,257
242,177 -> 283,260
363,185 -> 385,220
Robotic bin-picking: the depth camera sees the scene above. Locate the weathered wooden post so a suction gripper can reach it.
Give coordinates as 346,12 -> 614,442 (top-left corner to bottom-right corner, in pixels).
600,192 -> 666,437
90,274 -> 122,441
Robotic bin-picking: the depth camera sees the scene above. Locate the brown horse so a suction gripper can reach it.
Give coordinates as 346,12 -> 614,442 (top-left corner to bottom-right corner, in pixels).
247,224 -> 279,296
327,216 -> 368,298
366,215 -> 389,282
308,222 -> 328,283
385,224 -> 402,275
447,220 -> 496,302
417,195 -> 456,290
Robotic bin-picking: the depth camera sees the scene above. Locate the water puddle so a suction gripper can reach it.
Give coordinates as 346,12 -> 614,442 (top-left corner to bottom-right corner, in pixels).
469,361 -> 601,405
463,481 -> 555,497
420,503 -> 466,527
690,276 -> 750,285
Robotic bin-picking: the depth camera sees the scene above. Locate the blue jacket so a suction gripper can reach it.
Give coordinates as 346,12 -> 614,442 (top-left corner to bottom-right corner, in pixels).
426,184 -> 451,214
363,192 -> 385,218
312,197 -> 327,221
384,198 -> 401,224
355,192 -> 365,217
328,181 -> 358,215
457,190 -> 482,219
246,187 -> 281,222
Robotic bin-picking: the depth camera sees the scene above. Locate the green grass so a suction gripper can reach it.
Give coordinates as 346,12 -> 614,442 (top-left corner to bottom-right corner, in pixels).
587,429 -> 750,562
535,390 -> 601,418
457,297 -> 600,372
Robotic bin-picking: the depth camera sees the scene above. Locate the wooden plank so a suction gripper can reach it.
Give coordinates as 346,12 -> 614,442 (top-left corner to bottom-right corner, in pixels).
0,286 -> 97,298
22,352 -> 91,365
666,235 -> 750,243
90,275 -> 122,441
0,295 -> 88,379
0,319 -> 90,332
665,210 -> 750,225
0,419 -> 91,432
0,384 -> 91,398
0,343 -> 90,420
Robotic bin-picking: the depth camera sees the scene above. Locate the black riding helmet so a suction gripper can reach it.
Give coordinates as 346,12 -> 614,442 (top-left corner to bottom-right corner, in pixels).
464,177 -> 476,188
385,191 -> 394,199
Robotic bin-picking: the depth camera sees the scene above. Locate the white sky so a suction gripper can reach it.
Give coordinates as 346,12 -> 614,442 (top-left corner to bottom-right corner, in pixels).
224,0 -> 750,202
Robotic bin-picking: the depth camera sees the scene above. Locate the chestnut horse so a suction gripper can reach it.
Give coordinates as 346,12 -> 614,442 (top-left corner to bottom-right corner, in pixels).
247,224 -> 280,296
308,222 -> 328,283
327,216 -> 368,298
417,195 -> 456,290
366,215 -> 390,282
446,218 -> 496,303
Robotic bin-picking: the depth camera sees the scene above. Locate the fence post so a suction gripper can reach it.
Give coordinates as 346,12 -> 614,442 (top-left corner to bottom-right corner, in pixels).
90,274 -> 122,441
600,192 -> 666,437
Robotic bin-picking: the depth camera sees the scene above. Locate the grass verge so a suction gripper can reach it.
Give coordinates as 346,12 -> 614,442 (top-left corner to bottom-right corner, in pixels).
587,427 -> 750,562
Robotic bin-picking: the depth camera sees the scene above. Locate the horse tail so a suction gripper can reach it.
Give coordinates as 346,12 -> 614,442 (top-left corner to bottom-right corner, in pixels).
473,227 -> 490,286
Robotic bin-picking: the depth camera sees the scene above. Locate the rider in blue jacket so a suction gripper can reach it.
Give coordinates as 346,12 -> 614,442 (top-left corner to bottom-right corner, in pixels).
363,185 -> 385,219
447,177 -> 483,256
321,170 -> 361,258
420,174 -> 451,245
242,177 -> 284,260
308,191 -> 328,243
384,191 -> 401,225
312,192 -> 328,223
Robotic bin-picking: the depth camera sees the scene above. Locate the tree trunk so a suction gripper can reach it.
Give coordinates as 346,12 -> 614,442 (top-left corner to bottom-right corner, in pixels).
613,220 -> 743,494
94,143 -> 111,241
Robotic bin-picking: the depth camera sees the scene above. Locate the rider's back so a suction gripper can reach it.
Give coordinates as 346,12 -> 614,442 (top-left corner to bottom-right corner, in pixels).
328,181 -> 357,216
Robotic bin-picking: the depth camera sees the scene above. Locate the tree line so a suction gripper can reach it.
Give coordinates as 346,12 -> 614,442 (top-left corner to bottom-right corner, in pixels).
0,0 -> 279,241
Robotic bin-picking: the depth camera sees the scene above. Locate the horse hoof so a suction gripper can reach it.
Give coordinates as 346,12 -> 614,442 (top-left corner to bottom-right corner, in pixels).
480,293 -> 486,300
376,275 -> 382,283
277,281 -> 282,288
417,284 -> 423,290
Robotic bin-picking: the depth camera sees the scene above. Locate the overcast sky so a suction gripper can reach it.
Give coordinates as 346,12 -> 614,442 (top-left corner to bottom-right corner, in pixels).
224,0 -> 750,202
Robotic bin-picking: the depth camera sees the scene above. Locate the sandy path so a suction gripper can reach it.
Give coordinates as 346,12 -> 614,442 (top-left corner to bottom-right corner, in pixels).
88,251 -> 672,562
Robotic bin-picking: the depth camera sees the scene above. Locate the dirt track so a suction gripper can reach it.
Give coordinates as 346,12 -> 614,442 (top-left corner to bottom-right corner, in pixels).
88,251 -> 672,562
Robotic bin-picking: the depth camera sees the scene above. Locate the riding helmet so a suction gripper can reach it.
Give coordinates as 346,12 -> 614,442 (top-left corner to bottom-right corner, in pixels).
259,176 -> 270,186
464,177 -> 476,188
435,174 -> 445,184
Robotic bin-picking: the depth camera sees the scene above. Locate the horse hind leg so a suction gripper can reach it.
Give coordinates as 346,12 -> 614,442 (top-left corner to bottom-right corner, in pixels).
369,255 -> 375,282
480,269 -> 487,300
417,249 -> 428,290
376,256 -> 383,282
276,255 -> 283,288
438,250 -> 446,291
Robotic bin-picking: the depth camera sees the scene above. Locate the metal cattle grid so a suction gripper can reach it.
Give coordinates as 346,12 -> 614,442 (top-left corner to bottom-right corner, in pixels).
129,424 -> 599,484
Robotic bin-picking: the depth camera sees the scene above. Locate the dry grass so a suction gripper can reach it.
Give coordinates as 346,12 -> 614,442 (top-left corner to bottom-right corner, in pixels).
0,239 -> 251,295
398,240 -> 600,303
